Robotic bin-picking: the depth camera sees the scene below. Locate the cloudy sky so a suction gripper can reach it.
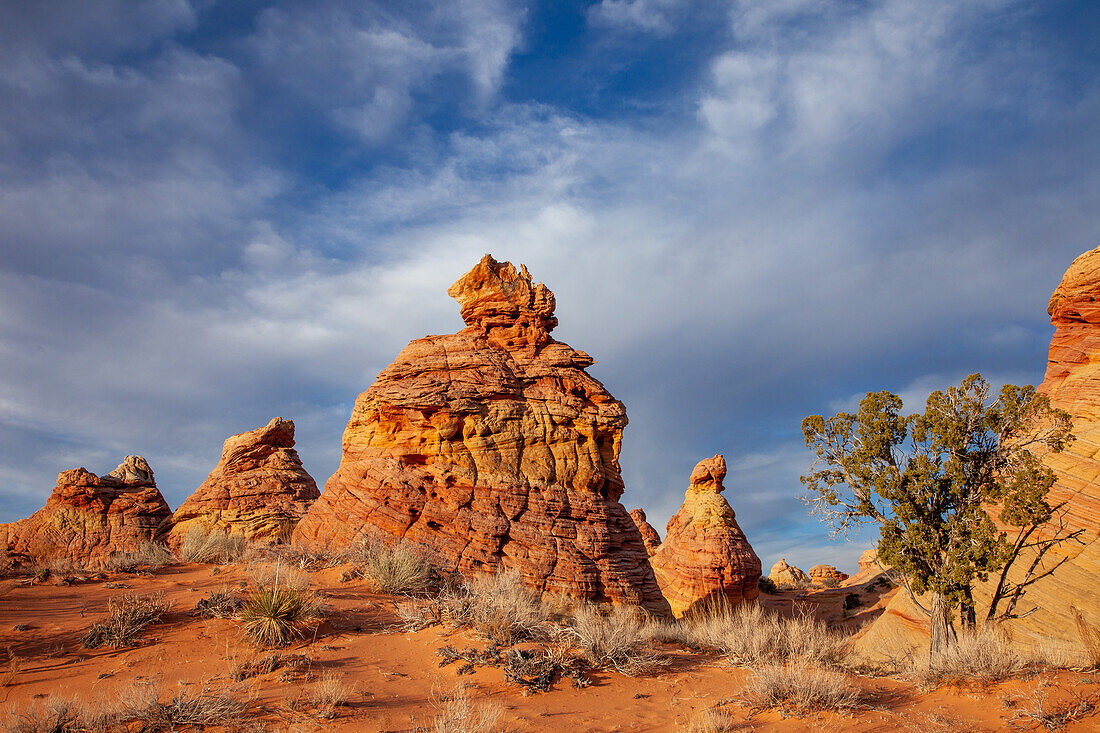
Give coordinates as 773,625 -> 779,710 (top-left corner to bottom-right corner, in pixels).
1,0 -> 1098,573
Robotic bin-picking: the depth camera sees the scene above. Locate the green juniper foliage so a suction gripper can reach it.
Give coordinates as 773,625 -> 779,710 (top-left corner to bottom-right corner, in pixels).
801,374 -> 1073,655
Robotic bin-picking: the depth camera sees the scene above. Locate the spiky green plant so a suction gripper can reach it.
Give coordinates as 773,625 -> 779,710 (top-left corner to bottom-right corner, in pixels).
239,583 -> 320,647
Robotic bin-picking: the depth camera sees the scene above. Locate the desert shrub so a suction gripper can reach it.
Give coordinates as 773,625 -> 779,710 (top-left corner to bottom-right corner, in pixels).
675,601 -> 846,668
741,661 -> 860,713
456,571 -> 553,645
680,708 -> 738,733
4,696 -> 115,733
104,542 -> 173,573
843,592 -> 862,610
570,604 -> 666,676
311,671 -> 354,719
240,583 -> 321,647
1007,679 -> 1100,732
82,593 -> 171,649
247,560 -> 310,592
820,577 -> 841,589
424,685 -> 503,733
911,625 -> 1024,689
178,527 -> 248,564
191,587 -> 243,618
757,576 -> 777,595
343,538 -> 437,595
119,681 -> 246,731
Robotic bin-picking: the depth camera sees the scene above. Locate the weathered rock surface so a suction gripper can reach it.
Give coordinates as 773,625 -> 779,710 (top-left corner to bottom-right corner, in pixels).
1,457 -> 172,569
852,246 -> 1100,662
768,558 -> 810,587
629,509 -> 661,555
164,418 -> 319,546
293,255 -> 670,616
858,548 -> 879,571
809,564 -> 849,586
649,455 -> 761,617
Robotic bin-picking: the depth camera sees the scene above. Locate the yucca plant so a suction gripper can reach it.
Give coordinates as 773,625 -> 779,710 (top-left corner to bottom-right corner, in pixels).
239,583 -> 320,647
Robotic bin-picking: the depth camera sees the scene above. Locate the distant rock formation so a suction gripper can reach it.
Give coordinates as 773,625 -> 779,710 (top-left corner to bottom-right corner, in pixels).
293,255 -> 670,616
629,509 -> 661,555
1,457 -> 171,569
649,455 -> 761,617
808,564 -> 849,586
768,558 -> 810,587
857,548 -> 879,571
164,418 -> 319,546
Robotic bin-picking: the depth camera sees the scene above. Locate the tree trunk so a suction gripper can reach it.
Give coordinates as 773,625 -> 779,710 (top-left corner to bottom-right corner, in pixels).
929,593 -> 955,659
960,586 -> 976,629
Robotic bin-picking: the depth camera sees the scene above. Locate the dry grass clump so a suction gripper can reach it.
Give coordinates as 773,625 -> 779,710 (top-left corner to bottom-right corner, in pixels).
452,571 -> 553,645
240,581 -> 321,647
4,696 -> 115,733
1072,607 -> 1100,669
311,671 -> 355,719
570,604 -> 666,676
248,559 -> 311,591
741,661 -> 861,714
118,681 -> 246,731
421,685 -> 503,733
82,592 -> 172,649
191,586 -> 243,619
343,538 -> 438,595
680,708 -> 739,733
103,541 -> 173,572
1006,679 -> 1099,731
178,526 -> 249,564
669,601 -> 846,668
911,625 -> 1025,690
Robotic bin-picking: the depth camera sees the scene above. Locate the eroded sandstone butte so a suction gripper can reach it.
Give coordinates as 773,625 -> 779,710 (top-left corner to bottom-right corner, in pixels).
1,456 -> 171,569
294,255 -> 670,615
629,509 -> 661,556
768,558 -> 810,587
808,564 -> 849,586
164,418 -> 319,546
649,455 -> 761,617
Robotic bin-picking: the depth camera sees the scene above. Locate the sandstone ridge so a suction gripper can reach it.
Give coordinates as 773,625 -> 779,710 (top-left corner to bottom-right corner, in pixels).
629,508 -> 661,556
768,558 -> 809,587
294,255 -> 671,615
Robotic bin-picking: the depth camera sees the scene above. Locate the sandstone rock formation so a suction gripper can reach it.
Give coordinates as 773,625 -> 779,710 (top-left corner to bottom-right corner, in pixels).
293,255 -> 670,616
858,548 -> 879,571
629,509 -> 661,555
768,558 -> 810,587
852,246 -> 1100,662
164,418 -> 319,546
649,455 -> 761,617
808,564 -> 849,586
1,457 -> 172,569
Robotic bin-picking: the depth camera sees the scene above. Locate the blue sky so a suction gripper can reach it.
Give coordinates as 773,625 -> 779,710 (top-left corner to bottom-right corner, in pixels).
1,0 -> 1098,574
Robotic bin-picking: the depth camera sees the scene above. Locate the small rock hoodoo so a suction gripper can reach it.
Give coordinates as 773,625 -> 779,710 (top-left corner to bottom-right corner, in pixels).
294,255 -> 670,615
649,455 -> 761,617
164,417 -> 319,546
1,456 -> 172,569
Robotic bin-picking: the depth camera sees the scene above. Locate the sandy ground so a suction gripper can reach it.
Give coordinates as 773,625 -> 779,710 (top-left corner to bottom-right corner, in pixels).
1,563 -> 1096,732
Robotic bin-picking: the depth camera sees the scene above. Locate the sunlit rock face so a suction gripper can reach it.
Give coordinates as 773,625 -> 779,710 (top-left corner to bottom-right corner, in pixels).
294,255 -> 671,616
164,417 -> 319,546
768,558 -> 810,587
808,564 -> 849,586
649,455 -> 761,617
629,508 -> 662,556
1,456 -> 172,569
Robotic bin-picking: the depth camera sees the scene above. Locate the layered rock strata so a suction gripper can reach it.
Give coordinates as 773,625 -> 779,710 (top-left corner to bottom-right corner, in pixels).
629,509 -> 661,555
164,418 -> 319,545
858,548 -> 879,572
768,558 -> 810,587
649,455 -> 761,617
1,457 -> 172,569
293,255 -> 670,615
809,564 -> 849,586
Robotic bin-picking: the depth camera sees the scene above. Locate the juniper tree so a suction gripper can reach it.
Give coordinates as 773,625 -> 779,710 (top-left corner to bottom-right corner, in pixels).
801,374 -> 1076,657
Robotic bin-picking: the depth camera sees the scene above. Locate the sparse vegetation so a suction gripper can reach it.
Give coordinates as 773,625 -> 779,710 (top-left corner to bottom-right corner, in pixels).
4,696 -> 114,733
421,685 -> 503,733
239,581 -> 321,647
1071,607 -> 1100,668
757,576 -> 777,594
103,541 -> 173,573
178,527 -> 249,564
667,601 -> 846,668
343,537 -> 438,594
1006,679 -> 1100,731
81,592 -> 171,649
741,661 -> 860,713
680,707 -> 738,733
191,587 -> 243,618
570,604 -> 666,676
311,671 -> 354,719
843,592 -> 862,610
118,681 -> 246,731
909,624 -> 1055,690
